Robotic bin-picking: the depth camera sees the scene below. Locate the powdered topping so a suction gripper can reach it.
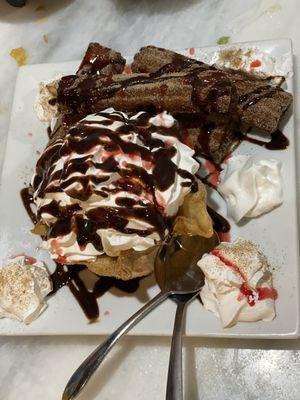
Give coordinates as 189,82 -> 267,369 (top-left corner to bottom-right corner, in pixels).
0,256 -> 52,324
210,47 -> 292,79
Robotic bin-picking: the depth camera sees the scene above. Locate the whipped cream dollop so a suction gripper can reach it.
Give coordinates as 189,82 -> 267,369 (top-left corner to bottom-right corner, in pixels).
0,256 -> 52,324
218,155 -> 283,223
198,239 -> 277,328
32,109 -> 199,262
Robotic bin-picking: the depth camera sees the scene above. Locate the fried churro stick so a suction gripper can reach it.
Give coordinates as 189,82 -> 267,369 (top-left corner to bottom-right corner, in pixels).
57,61 -> 291,134
176,113 -> 240,164
132,45 -> 204,73
132,46 -> 293,133
57,68 -> 235,116
77,42 -> 126,77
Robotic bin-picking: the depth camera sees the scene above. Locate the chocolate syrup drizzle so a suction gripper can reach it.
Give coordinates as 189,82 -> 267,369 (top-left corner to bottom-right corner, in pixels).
243,129 -> 289,150
32,111 -> 196,252
207,206 -> 230,235
194,127 -> 289,172
50,263 -> 142,321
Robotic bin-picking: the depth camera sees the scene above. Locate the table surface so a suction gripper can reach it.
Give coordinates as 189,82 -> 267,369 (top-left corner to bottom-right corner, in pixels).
0,1 -> 300,399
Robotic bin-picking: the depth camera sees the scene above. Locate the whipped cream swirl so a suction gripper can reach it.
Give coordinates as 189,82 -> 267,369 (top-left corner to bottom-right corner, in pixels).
32,109 -> 199,262
218,155 -> 283,223
198,239 -> 277,328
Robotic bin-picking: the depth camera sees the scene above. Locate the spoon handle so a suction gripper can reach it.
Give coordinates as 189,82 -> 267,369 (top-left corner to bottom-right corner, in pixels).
62,290 -> 170,400
166,301 -> 187,400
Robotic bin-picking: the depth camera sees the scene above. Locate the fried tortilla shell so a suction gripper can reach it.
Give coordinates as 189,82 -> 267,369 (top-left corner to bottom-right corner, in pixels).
172,179 -> 213,238
85,246 -> 158,280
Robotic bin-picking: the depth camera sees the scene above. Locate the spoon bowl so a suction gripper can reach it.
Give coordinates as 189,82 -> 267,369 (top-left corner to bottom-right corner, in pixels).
155,233 -> 219,294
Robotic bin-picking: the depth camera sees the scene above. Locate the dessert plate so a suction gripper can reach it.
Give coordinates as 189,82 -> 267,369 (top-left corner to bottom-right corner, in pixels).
0,39 -> 299,338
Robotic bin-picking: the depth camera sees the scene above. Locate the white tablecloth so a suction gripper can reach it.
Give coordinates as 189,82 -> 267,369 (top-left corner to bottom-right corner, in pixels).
0,1 -> 300,399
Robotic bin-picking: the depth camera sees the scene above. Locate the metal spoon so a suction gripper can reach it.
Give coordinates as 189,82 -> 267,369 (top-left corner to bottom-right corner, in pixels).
62,233 -> 218,400
156,234 -> 219,400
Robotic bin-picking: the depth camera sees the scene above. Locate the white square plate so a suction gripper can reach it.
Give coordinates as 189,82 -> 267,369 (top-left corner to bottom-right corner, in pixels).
0,39 -> 299,338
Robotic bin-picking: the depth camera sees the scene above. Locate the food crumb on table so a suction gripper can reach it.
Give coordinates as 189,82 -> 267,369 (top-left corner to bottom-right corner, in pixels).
9,47 -> 28,66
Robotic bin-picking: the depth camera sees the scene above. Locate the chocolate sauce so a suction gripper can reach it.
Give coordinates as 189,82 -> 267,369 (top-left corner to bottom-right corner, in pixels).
156,59 -> 208,75
48,98 -> 57,106
50,264 -> 98,321
153,147 -> 177,191
115,197 -> 143,207
38,201 -> 81,220
60,175 -> 110,201
86,204 -> 165,237
189,70 -> 233,114
266,130 -> 289,150
76,43 -> 125,78
177,168 -> 195,182
50,263 -> 142,321
75,216 -> 104,252
238,85 -> 278,110
50,263 -> 75,292
244,129 -> 289,150
48,218 -> 72,238
207,206 -> 230,236
96,111 -> 126,122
